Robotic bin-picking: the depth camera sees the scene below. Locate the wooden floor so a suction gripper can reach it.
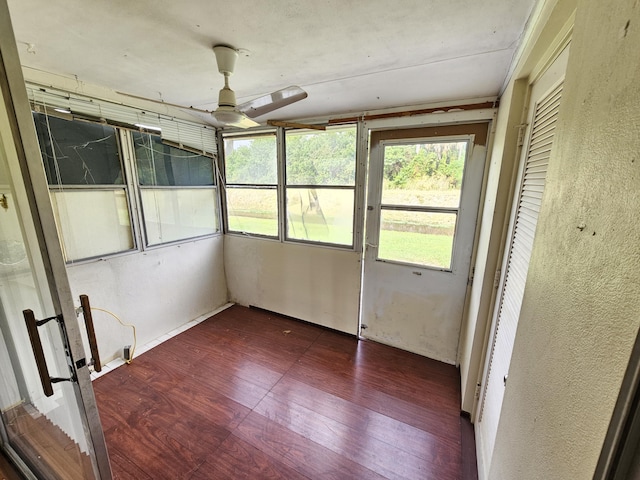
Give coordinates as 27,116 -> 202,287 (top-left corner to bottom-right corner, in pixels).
93,305 -> 477,479
3,404 -> 92,480
0,450 -> 24,480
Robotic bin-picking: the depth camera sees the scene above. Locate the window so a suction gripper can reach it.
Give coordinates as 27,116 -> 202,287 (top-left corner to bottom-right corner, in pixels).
223,133 -> 278,237
285,126 -> 357,246
132,133 -> 218,246
32,113 -> 134,262
221,126 -> 360,247
377,140 -> 468,269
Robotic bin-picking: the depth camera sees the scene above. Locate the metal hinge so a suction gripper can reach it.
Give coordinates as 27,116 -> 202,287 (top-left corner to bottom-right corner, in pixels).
475,383 -> 481,400
517,124 -> 528,147
493,268 -> 501,288
467,266 -> 475,286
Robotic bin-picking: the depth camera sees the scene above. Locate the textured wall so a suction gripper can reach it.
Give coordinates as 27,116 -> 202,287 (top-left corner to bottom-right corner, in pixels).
224,236 -> 361,335
67,236 -> 228,364
488,0 -> 640,478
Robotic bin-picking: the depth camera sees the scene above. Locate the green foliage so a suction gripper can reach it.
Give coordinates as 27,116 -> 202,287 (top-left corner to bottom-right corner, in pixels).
223,128 -> 357,186
285,128 -> 356,186
224,135 -> 277,184
383,142 -> 466,190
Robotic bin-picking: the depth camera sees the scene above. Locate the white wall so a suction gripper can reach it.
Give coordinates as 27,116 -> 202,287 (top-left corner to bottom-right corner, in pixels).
484,0 -> 640,478
224,235 -> 361,335
68,235 -> 228,365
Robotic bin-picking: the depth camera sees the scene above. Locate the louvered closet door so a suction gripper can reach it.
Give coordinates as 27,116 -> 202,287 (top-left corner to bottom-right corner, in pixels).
476,44 -> 569,478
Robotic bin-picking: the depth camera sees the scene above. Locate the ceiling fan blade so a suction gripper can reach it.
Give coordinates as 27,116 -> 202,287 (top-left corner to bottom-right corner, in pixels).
238,86 -> 307,119
228,115 -> 260,129
212,107 -> 260,129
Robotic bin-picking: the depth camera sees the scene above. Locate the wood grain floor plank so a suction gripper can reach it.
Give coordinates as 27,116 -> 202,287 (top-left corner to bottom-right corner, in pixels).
300,342 -> 461,415
234,412 -> 385,480
103,420 -> 205,480
254,393 -> 458,480
181,324 -> 306,374
287,360 -> 461,441
191,435 -> 309,480
93,305 -> 476,480
203,347 -> 284,391
93,379 -> 166,432
107,445 -> 154,480
268,376 -> 461,459
0,450 -> 23,480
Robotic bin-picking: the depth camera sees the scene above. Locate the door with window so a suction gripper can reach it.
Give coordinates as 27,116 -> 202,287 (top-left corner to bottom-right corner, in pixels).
361,123 -> 489,363
0,5 -> 110,479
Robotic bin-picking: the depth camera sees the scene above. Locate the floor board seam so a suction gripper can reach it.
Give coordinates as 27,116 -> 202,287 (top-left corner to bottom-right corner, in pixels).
93,305 -> 474,479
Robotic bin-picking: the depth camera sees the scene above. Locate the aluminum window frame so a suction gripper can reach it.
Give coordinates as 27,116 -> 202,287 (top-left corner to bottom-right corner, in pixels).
130,131 -> 220,248
222,130 -> 280,240
33,113 -> 139,263
31,110 -> 222,262
283,124 -> 359,249
221,124 -> 362,251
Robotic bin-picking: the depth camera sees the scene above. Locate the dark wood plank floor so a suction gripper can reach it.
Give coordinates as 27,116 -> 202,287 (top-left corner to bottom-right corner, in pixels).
0,450 -> 24,480
93,305 -> 477,479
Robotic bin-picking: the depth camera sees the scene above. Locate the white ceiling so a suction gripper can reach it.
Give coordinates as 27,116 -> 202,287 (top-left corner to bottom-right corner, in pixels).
7,0 -> 538,126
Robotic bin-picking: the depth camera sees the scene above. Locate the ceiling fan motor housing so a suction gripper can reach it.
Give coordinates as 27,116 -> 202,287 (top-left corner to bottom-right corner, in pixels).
218,84 -> 236,108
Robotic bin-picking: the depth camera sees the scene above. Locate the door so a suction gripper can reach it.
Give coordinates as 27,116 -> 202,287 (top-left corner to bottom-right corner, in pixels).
0,3 -> 111,479
475,45 -> 569,475
361,123 -> 489,363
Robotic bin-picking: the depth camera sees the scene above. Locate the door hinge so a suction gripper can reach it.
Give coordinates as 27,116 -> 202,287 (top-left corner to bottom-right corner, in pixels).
517,123 -> 528,147
493,268 -> 501,288
475,383 -> 481,400
467,266 -> 475,286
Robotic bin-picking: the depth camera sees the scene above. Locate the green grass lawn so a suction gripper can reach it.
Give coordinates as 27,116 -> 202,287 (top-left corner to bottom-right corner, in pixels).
227,214 -> 453,268
228,215 -> 278,237
378,229 -> 452,268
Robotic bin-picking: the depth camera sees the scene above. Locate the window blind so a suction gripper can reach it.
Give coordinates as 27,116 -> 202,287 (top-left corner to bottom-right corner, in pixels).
27,85 -> 217,155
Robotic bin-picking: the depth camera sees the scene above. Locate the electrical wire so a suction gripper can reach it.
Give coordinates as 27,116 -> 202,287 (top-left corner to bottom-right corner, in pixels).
91,307 -> 137,364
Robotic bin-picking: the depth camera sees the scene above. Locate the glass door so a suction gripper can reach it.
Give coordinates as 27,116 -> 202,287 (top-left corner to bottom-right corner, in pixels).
0,2 -> 111,478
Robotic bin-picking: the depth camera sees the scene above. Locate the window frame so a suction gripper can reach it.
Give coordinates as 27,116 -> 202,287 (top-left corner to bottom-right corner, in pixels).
282,125 -> 359,249
32,111 -> 139,263
131,131 -> 220,248
221,124 -> 363,252
31,109 -> 222,263
221,131 -> 280,240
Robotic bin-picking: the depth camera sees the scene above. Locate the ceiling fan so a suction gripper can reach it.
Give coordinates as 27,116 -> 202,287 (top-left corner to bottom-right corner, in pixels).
212,45 -> 307,129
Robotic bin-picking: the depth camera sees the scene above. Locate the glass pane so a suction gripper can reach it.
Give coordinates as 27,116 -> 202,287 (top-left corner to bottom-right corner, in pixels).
378,210 -> 456,269
226,187 -> 278,236
382,141 -> 467,208
286,127 -> 356,186
50,189 -> 134,261
32,112 -> 123,185
0,133 -> 96,478
224,134 -> 277,184
287,188 -> 354,246
133,132 -> 214,186
140,188 -> 218,245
